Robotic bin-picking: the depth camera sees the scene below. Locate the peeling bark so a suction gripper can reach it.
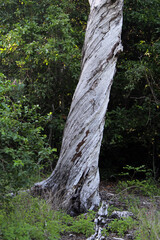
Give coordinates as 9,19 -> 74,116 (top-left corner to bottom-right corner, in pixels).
32,0 -> 123,215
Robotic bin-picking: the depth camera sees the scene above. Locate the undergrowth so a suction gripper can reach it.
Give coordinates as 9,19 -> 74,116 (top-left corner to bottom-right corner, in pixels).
116,179 -> 160,197
1,173 -> 160,240
115,172 -> 160,240
108,216 -> 137,237
117,165 -> 160,197
0,192 -> 95,240
135,206 -> 160,240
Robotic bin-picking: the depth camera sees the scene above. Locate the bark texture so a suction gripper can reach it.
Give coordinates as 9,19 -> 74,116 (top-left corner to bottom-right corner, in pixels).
33,0 -> 123,215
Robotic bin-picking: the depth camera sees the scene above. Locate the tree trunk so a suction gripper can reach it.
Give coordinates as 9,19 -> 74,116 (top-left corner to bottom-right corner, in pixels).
33,0 -> 123,215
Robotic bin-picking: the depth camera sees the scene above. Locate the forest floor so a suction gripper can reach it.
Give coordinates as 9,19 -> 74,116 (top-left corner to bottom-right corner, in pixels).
61,180 -> 160,240
1,180 -> 160,240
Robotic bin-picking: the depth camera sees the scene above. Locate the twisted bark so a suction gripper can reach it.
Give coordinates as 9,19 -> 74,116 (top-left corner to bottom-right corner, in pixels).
33,0 -> 123,215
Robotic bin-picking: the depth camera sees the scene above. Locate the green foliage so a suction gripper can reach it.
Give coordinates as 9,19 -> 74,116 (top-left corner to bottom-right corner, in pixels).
101,0 -> 160,177
0,0 -> 82,113
108,217 -> 137,237
0,76 -> 56,196
117,179 -> 160,197
70,210 -> 96,236
105,182 -> 160,239
116,165 -> 160,197
135,207 -> 160,240
55,210 -> 95,237
119,164 -> 148,179
117,165 -> 160,195
0,0 -> 88,153
128,199 -> 160,240
0,193 -> 62,240
0,193 -> 95,240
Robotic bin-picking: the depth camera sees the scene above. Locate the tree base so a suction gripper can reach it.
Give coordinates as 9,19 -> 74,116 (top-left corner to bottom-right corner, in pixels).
31,167 -> 101,215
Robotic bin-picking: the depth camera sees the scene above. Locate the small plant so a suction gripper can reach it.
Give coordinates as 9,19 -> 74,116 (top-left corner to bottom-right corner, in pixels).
119,164 -> 147,180
108,217 -> 137,237
70,210 -> 96,236
117,165 -> 160,197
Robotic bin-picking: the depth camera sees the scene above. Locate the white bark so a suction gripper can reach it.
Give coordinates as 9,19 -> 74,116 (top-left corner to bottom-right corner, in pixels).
33,0 -> 123,214
87,201 -> 109,240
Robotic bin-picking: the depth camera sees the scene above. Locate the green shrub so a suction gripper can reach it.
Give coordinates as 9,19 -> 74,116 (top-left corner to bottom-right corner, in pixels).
108,217 -> 137,237
70,210 -> 96,236
116,165 -> 160,197
0,75 -> 56,197
117,179 -> 160,197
